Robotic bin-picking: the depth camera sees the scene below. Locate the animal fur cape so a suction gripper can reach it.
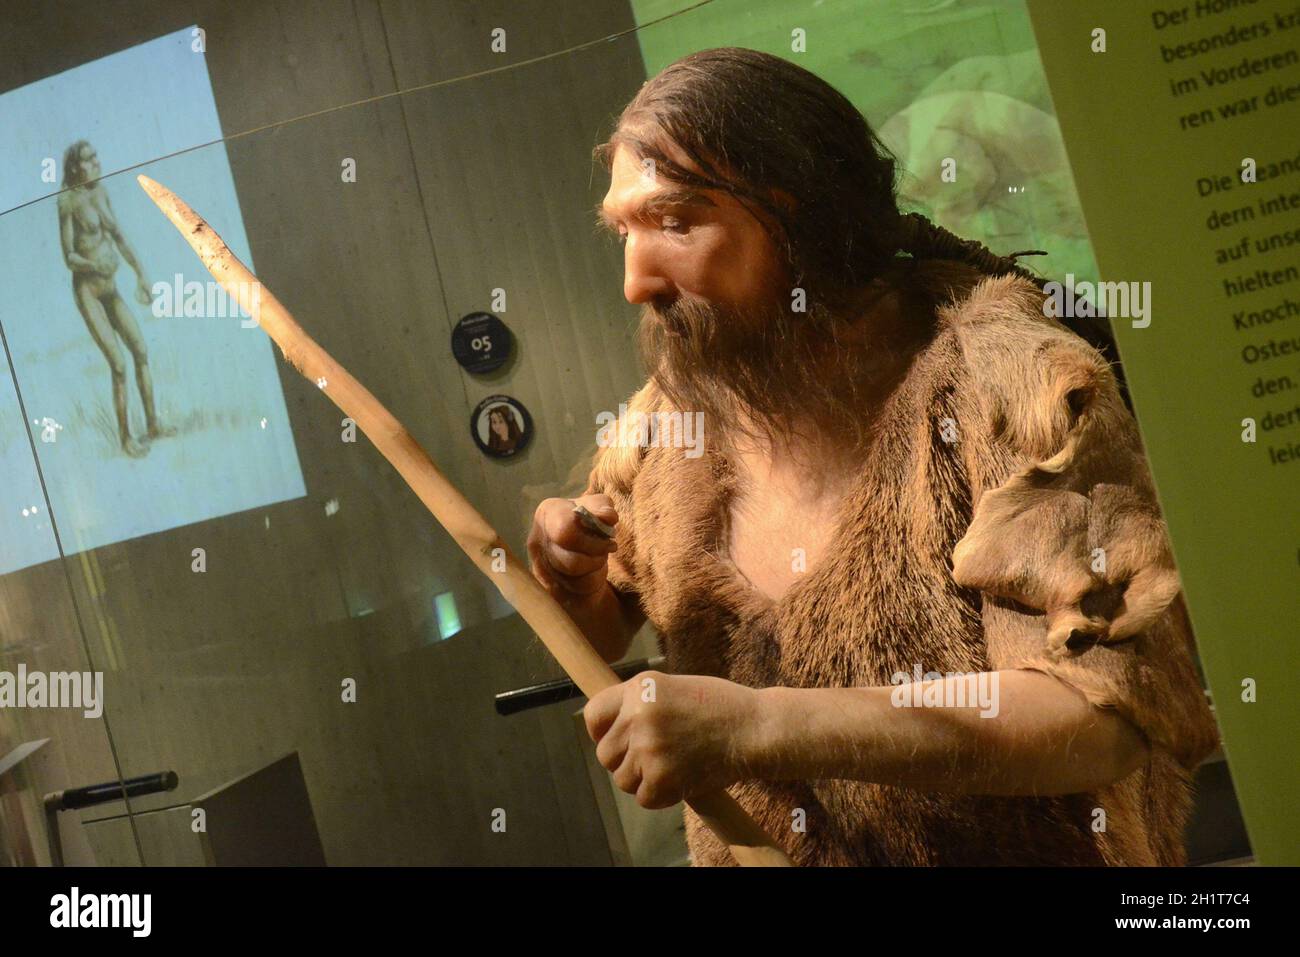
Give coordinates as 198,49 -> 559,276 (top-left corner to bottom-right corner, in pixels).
585,257 -> 1220,866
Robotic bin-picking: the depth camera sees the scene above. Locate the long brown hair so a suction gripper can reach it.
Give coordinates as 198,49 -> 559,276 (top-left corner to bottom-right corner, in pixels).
62,139 -> 94,189
486,405 -> 522,453
595,48 -> 1128,406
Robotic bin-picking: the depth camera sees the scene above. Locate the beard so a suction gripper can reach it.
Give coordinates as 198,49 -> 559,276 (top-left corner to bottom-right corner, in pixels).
637,288 -> 910,460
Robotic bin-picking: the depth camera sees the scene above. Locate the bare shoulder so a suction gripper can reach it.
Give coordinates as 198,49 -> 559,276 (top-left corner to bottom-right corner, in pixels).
90,182 -> 115,210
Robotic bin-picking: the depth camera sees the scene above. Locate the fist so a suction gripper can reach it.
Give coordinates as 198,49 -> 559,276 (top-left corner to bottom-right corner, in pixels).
583,671 -> 765,810
527,494 -> 619,604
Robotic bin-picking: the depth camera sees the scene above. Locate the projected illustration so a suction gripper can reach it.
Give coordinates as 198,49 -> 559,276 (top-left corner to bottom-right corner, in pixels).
0,27 -> 305,575
58,139 -> 177,459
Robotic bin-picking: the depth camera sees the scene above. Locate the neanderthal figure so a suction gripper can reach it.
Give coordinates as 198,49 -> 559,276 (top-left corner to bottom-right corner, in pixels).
57,140 -> 175,457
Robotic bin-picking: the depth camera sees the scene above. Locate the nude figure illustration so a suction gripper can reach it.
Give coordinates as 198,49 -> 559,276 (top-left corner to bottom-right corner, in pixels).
57,140 -> 175,458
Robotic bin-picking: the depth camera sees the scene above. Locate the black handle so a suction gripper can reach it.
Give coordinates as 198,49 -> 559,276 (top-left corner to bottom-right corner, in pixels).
47,770 -> 179,811
495,657 -> 665,715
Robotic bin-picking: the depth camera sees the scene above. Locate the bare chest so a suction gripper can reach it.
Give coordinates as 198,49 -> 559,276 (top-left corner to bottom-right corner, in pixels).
725,474 -> 847,605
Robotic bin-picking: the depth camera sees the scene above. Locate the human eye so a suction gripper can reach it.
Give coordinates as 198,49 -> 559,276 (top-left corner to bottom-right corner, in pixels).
661,216 -> 688,235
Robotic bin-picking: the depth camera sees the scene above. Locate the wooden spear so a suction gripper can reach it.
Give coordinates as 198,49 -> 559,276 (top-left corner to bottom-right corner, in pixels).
137,175 -> 791,867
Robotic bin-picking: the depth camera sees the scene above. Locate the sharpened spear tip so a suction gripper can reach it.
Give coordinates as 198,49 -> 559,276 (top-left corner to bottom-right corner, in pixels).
138,176 -> 210,242
136,174 -> 164,200
136,175 -> 181,221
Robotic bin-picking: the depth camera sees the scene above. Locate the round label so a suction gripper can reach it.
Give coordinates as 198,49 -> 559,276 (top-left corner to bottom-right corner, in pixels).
452,313 -> 512,374
471,395 -> 532,459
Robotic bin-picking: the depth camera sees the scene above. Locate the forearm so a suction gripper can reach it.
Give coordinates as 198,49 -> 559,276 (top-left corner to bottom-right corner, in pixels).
114,235 -> 144,275
749,669 -> 1150,796
65,252 -> 96,272
558,581 -> 643,664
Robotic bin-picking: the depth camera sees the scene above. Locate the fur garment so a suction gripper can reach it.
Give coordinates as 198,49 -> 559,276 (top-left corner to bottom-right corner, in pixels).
585,257 -> 1220,866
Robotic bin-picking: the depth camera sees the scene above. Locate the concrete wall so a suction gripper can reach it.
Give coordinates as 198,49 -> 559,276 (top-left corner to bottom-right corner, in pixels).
0,0 -> 661,865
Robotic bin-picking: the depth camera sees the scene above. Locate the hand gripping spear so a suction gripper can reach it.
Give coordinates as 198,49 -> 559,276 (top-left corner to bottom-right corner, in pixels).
137,175 -> 792,868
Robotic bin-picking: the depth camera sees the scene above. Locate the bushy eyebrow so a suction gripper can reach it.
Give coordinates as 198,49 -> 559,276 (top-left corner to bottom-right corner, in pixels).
594,188 -> 716,233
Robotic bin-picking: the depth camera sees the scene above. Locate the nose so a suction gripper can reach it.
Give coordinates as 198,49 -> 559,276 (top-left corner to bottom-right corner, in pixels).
622,235 -> 675,306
